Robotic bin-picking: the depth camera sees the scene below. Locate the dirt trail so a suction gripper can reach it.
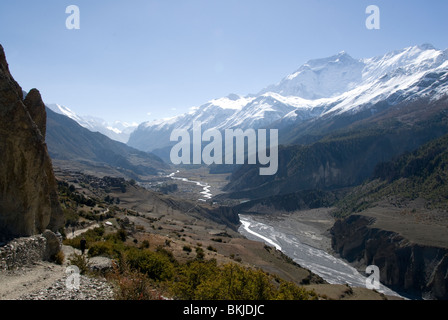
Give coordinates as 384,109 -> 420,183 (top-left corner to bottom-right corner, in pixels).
66,223 -> 100,239
0,223 -> 99,300
0,246 -> 75,300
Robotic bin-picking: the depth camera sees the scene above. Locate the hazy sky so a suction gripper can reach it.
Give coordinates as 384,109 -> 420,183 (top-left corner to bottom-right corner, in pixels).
1,0 -> 447,124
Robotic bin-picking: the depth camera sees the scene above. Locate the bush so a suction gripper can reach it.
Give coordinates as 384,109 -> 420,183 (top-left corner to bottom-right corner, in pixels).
125,248 -> 174,281
207,245 -> 217,252
194,264 -> 275,300
195,247 -> 205,260
169,261 -> 317,300
109,257 -> 163,300
170,260 -> 218,299
68,253 -> 91,275
105,229 -> 127,243
88,241 -> 124,258
275,281 -> 318,300
140,240 -> 150,249
53,250 -> 65,265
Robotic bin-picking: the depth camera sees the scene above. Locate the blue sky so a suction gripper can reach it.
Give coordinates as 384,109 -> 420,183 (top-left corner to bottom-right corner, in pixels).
1,0 -> 447,123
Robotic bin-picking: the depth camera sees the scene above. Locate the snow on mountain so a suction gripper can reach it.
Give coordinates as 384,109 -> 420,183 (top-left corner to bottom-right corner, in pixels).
46,104 -> 138,143
130,95 -> 244,152
259,51 -> 365,99
46,103 -> 85,125
128,44 -> 448,153
320,44 -> 448,116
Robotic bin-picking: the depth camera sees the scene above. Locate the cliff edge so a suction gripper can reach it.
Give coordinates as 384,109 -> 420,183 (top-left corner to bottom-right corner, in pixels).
331,214 -> 448,299
0,44 -> 63,240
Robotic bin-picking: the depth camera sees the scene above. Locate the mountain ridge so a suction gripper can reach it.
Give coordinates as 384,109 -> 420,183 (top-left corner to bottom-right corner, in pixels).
46,103 -> 138,144
45,107 -> 169,180
224,94 -> 448,199
128,44 -> 448,156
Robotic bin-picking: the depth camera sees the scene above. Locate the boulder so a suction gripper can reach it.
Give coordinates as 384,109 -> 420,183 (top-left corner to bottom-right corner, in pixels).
88,256 -> 113,274
42,230 -> 61,261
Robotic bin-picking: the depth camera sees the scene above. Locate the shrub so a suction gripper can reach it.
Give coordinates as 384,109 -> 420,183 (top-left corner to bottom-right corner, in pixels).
125,248 -> 174,281
169,261 -> 318,300
68,253 -> 91,275
53,250 -> 65,265
109,258 -> 162,300
206,245 -> 217,252
88,241 -> 123,258
113,229 -> 127,242
275,281 -> 318,300
194,264 -> 275,300
140,240 -> 150,249
195,247 -> 205,260
170,259 -> 218,299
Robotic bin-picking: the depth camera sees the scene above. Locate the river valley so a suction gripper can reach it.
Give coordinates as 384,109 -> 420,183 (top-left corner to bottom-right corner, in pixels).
166,170 -> 404,298
238,213 -> 402,298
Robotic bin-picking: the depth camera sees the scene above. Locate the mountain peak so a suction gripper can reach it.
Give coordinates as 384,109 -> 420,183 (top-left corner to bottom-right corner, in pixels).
129,44 -> 448,154
226,93 -> 241,101
259,50 -> 363,99
417,43 -> 436,51
301,51 -> 356,70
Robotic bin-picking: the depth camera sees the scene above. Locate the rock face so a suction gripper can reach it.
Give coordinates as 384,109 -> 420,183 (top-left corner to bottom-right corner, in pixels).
331,215 -> 448,300
0,44 -> 63,239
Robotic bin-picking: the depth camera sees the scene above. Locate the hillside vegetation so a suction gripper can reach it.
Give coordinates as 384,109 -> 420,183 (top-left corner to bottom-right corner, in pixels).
64,225 -> 318,300
335,133 -> 448,217
56,170 -> 322,300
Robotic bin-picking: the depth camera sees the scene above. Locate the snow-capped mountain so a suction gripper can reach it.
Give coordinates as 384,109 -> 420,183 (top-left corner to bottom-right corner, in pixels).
258,51 -> 365,99
46,103 -> 138,143
128,44 -> 448,153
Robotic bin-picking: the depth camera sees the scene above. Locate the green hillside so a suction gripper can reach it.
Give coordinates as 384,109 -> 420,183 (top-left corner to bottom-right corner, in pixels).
336,133 -> 448,217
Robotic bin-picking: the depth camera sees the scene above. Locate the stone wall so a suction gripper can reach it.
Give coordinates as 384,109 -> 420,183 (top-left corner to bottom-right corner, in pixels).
0,231 -> 62,271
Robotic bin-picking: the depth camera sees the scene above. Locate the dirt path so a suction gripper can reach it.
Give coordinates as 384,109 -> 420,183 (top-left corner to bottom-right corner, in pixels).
0,223 -> 102,300
0,248 -> 70,300
66,223 -> 100,239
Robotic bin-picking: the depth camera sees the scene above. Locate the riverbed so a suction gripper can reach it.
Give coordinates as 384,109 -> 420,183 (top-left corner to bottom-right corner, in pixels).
168,170 -> 213,201
238,213 -> 402,298
167,170 -> 403,298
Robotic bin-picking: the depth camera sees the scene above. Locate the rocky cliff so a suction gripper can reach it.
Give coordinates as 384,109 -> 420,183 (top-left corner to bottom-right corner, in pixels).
0,44 -> 63,240
331,215 -> 448,299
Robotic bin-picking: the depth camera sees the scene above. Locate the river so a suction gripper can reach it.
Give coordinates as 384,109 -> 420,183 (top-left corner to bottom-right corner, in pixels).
167,170 -> 213,202
238,214 -> 403,297
168,170 -> 403,298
